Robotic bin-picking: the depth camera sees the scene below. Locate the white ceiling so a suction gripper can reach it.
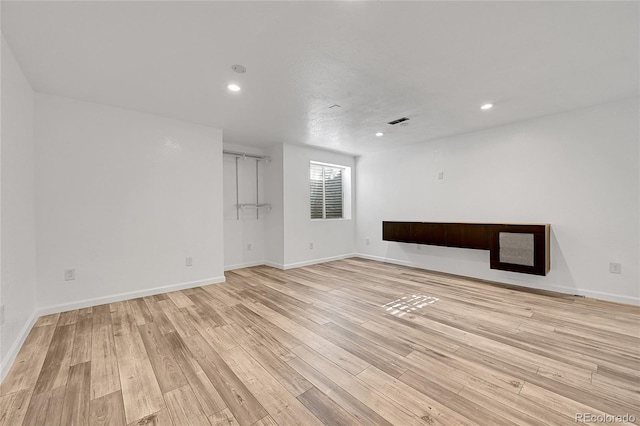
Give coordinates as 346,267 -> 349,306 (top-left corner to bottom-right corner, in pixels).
2,1 -> 638,155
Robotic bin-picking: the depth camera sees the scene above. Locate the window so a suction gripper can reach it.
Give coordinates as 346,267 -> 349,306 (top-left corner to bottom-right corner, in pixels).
310,162 -> 344,219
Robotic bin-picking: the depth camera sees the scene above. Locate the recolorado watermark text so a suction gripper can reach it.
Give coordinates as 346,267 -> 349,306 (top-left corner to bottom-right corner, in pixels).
575,413 -> 636,423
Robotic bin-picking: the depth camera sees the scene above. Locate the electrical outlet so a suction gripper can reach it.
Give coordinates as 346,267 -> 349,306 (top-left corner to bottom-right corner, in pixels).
0,305 -> 5,325
186,257 -> 193,267
365,238 -> 370,246
417,244 -> 422,251
610,262 -> 622,274
247,243 -> 252,252
64,268 -> 75,281
309,242 -> 314,249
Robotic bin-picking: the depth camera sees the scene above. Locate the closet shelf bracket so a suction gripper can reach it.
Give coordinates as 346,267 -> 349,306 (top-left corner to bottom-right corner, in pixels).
235,203 -> 272,211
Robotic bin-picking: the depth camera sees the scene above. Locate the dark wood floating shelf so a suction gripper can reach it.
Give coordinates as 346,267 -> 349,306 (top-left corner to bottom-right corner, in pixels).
382,221 -> 550,276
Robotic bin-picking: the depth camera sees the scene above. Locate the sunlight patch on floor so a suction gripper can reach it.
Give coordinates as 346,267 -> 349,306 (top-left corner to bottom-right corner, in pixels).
382,294 -> 440,317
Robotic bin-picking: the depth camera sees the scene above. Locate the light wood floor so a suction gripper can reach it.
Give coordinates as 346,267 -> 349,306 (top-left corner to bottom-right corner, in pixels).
1,258 -> 639,426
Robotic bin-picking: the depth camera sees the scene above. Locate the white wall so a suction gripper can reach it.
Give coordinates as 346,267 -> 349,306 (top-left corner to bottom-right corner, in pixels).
356,98 -> 640,305
223,143 -> 266,270
263,144 -> 285,267
34,94 -> 224,311
283,144 -> 356,268
1,37 -> 38,378
226,142 -> 357,270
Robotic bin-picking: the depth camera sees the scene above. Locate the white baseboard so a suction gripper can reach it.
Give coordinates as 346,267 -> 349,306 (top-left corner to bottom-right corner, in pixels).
355,253 -> 415,268
355,253 -> 640,306
224,261 -> 266,271
281,253 -> 357,270
565,287 -> 640,306
1,311 -> 38,383
262,254 -> 357,270
36,275 -> 226,317
263,261 -> 285,269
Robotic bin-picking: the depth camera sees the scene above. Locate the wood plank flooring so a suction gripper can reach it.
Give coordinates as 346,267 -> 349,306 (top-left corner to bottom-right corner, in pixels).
1,258 -> 639,425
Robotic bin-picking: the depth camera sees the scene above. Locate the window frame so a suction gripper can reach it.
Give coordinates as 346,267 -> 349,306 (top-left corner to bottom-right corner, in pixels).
310,161 -> 347,221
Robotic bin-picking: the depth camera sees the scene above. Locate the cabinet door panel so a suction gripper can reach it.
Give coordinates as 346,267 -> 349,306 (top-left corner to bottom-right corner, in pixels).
382,222 -> 412,242
411,223 -> 446,246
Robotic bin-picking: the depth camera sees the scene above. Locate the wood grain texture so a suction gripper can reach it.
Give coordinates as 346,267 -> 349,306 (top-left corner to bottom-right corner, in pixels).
1,325 -> 54,396
250,416 -> 279,426
163,385 -> 210,425
70,312 -> 93,366
90,391 -> 127,426
138,323 -> 188,394
184,335 -> 267,426
220,346 -> 323,426
127,409 -> 172,426
60,361 -> 91,425
2,258 -> 638,425
21,388 -> 62,426
2,389 -> 33,425
287,356 -> 393,426
91,305 -> 121,400
209,408 -> 240,426
32,323 -> 75,395
114,327 -> 165,424
297,386 -> 365,426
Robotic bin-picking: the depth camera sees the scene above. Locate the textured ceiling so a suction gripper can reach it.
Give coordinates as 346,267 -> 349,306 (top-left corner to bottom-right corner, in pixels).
2,1 -> 638,155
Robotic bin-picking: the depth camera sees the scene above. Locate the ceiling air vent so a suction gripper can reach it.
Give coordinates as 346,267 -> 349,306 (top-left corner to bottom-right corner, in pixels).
387,117 -> 410,125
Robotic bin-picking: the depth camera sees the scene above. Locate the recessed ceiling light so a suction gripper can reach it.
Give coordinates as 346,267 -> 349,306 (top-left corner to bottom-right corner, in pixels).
480,103 -> 493,110
376,132 -> 384,137
227,83 -> 241,92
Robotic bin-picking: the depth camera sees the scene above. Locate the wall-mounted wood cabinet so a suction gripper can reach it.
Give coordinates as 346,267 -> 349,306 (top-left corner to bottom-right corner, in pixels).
382,221 -> 550,276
